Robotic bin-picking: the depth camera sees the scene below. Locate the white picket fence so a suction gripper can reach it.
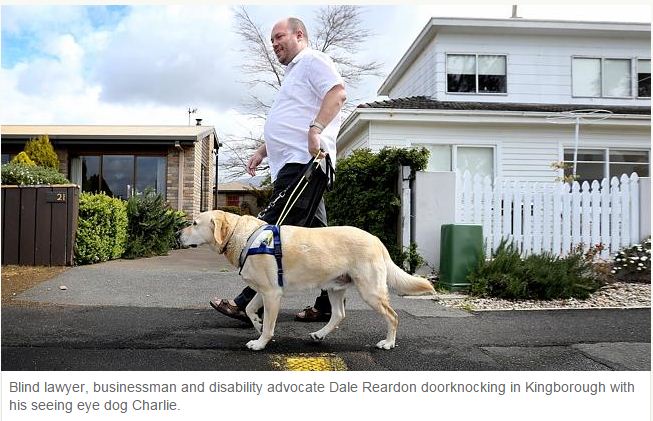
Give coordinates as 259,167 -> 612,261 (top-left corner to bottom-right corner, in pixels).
455,171 -> 640,259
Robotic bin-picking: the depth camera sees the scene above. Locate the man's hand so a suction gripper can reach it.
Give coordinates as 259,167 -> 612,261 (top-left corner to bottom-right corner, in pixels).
308,126 -> 326,159
247,149 -> 265,176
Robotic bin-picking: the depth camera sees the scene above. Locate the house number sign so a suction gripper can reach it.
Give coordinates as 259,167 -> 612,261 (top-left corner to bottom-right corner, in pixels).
46,191 -> 67,203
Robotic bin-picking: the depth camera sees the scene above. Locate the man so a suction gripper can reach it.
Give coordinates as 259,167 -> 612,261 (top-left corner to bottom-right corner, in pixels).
210,16 -> 346,323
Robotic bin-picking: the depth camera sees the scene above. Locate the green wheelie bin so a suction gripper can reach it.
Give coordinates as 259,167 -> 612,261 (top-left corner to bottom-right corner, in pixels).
439,224 -> 483,291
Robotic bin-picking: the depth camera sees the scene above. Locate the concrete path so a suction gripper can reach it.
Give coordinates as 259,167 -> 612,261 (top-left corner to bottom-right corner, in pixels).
2,245 -> 650,370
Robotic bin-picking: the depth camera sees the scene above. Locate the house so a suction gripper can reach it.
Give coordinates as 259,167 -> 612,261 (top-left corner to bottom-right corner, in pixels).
1,125 -> 219,219
215,178 -> 266,215
336,17 -> 651,269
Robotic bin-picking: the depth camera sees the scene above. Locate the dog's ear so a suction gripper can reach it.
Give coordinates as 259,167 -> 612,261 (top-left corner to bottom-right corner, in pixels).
212,213 -> 230,246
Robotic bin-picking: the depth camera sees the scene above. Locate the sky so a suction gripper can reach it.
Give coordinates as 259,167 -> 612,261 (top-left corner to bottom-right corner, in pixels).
1,3 -> 651,179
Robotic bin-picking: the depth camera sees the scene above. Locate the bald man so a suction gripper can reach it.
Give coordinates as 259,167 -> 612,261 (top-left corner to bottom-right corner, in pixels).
211,17 -> 347,323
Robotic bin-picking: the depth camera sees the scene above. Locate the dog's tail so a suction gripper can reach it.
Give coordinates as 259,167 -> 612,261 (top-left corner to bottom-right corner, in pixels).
383,244 -> 435,296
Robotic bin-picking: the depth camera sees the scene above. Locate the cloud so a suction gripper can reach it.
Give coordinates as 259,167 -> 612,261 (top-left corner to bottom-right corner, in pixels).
90,5 -> 245,111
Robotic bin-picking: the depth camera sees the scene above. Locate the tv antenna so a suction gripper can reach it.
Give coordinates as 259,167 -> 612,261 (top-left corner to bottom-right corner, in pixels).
187,107 -> 198,126
546,109 -> 613,177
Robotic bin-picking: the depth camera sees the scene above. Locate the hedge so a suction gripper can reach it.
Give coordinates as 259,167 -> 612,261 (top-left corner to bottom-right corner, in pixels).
74,193 -> 128,265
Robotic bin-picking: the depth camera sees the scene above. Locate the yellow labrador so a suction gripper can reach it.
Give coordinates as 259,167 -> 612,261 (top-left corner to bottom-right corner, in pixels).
179,210 -> 434,351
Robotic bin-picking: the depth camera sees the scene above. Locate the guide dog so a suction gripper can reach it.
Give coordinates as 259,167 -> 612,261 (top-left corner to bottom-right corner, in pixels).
179,210 -> 434,351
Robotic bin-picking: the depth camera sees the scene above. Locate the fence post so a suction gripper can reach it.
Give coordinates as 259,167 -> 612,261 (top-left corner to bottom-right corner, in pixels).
620,173 -> 631,248
638,176 -> 649,242
414,171 -> 456,271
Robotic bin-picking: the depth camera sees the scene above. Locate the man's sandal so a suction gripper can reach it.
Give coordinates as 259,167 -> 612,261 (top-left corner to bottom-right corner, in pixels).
294,306 -> 331,322
210,299 -> 251,324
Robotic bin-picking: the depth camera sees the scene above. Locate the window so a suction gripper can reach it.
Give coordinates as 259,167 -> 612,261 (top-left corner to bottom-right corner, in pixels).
2,154 -> 11,164
447,54 -> 507,94
226,194 -> 240,207
563,148 -> 650,183
638,59 -> 651,98
455,146 -> 494,180
572,57 -> 647,98
416,144 -> 495,180
135,156 -> 166,196
200,164 -> 207,212
72,154 -> 166,199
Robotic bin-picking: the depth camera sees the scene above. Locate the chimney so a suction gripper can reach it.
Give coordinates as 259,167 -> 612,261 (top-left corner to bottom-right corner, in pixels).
511,5 -> 521,18
195,118 -> 203,126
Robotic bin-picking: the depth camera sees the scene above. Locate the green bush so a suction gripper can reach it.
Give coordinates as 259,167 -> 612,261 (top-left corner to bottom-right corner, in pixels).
122,190 -> 187,259
468,239 -> 602,300
612,238 -> 651,283
24,135 -> 59,169
325,147 -> 429,268
11,152 -> 36,166
218,206 -> 245,215
1,162 -> 69,185
75,193 -> 128,265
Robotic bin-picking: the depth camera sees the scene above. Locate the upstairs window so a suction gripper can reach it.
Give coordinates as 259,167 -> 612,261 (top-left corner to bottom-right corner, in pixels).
638,59 -> 651,98
572,57 -> 649,98
446,54 -> 507,94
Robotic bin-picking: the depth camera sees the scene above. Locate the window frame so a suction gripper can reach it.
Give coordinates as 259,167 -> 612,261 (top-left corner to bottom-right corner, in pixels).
571,56 -> 650,99
74,153 -> 167,199
445,53 -> 508,95
637,58 -> 651,99
562,147 -> 650,182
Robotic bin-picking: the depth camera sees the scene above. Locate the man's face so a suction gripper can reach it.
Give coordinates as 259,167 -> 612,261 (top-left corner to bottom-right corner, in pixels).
271,21 -> 302,65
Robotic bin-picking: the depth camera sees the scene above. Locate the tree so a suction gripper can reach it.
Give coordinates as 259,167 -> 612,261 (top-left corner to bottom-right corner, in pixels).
24,135 -> 59,169
221,5 -> 383,180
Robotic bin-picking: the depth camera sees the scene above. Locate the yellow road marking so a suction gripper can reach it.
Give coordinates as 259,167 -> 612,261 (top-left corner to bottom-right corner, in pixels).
270,353 -> 347,371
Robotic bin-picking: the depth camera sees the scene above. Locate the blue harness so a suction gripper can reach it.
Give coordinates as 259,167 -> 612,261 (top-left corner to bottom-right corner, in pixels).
238,225 -> 284,287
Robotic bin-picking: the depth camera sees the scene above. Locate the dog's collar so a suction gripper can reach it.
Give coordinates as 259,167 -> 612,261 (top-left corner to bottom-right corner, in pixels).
218,218 -> 241,254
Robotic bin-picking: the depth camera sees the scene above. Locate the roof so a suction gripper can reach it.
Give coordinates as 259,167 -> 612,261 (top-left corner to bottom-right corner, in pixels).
358,96 -> 652,115
217,181 -> 260,193
0,125 -> 219,148
379,18 -> 650,95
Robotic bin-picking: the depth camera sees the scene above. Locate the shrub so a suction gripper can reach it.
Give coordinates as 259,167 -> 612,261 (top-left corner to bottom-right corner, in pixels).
1,162 -> 69,185
24,135 -> 59,169
11,152 -> 36,166
612,238 -> 651,283
325,147 -> 429,266
218,206 -> 245,215
122,190 -> 187,259
468,239 -> 603,300
75,193 -> 128,265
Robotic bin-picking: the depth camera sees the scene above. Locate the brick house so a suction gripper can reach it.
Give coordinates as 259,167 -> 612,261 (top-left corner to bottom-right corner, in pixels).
1,125 -> 219,219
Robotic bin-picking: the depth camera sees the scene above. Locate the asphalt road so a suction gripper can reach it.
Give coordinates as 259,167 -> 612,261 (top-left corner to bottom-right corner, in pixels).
2,245 -> 650,371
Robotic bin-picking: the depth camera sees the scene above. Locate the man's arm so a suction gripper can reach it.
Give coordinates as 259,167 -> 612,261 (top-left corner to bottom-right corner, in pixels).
247,143 -> 268,176
308,84 -> 347,158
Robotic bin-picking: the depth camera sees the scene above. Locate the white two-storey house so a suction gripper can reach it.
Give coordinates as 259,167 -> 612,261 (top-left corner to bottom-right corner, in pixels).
339,17 -> 650,182
337,17 -> 651,270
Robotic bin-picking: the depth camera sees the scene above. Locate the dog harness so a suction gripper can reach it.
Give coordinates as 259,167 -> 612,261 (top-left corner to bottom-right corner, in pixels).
238,225 -> 284,287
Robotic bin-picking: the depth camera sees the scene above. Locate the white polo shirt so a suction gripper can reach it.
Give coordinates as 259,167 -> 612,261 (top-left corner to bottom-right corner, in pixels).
264,48 -> 344,181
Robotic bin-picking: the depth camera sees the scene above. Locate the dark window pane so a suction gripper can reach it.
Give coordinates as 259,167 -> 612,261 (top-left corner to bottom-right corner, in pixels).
610,163 -> 649,178
610,150 -> 649,163
102,155 -> 134,199
81,156 -> 101,193
564,162 -> 605,183
447,74 -> 476,92
478,75 -> 506,93
135,156 -> 166,196
564,149 -> 604,162
1,154 -> 11,164
638,72 -> 650,97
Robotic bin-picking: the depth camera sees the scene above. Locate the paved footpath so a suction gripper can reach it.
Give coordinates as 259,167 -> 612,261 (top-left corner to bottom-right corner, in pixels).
2,246 -> 650,371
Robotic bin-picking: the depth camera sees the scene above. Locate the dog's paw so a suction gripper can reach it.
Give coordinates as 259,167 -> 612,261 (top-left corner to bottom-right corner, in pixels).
375,339 -> 396,350
246,339 -> 267,351
309,332 -> 324,342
